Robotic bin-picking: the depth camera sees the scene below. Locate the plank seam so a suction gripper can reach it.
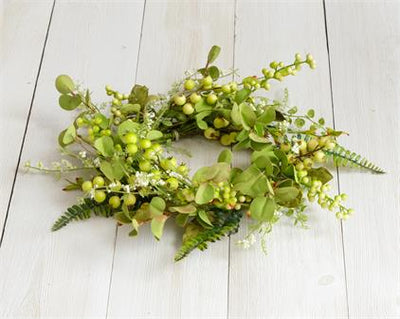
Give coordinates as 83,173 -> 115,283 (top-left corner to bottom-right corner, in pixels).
104,1 -> 147,317
227,1 -> 238,318
322,1 -> 350,317
0,0 -> 57,248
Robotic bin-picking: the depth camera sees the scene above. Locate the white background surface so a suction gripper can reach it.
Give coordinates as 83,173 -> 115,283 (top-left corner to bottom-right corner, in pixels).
1,1 -> 399,318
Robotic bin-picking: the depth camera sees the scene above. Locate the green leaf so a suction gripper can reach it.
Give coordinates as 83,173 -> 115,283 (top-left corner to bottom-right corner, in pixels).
99,158 -> 125,181
117,120 -> 140,137
294,118 -> 305,128
217,149 -> 232,164
59,94 -> 81,110
307,167 -> 333,185
235,88 -> 251,104
257,107 -> 276,124
94,136 -> 114,157
231,103 -> 242,126
169,204 -> 197,215
208,66 -> 220,80
195,100 -> 212,113
288,106 -> 298,114
120,103 -> 141,114
307,109 -> 315,118
130,218 -> 140,237
207,45 -> 221,64
250,197 -> 276,222
239,103 -> 256,129
62,125 -> 76,145
129,84 -> 149,105
198,210 -> 213,227
232,165 -> 269,198
151,215 -> 168,240
195,183 -> 214,204
249,132 -> 269,143
146,130 -> 163,140
192,162 -> 231,184
149,197 -> 166,217
274,186 -> 300,203
114,211 -> 131,224
55,74 -> 75,94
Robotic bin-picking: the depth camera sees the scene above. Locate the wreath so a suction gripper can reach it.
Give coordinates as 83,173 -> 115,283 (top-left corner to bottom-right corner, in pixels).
25,46 -> 384,261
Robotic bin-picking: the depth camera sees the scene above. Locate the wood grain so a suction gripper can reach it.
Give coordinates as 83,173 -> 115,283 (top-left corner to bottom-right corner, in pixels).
0,1 -> 144,317
106,1 -> 234,318
229,1 -> 348,317
0,0 -> 54,234
325,2 -> 400,317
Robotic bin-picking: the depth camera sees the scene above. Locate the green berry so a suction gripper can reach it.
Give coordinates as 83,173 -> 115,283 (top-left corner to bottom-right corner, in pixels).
94,190 -> 106,203
220,134 -> 232,146
313,150 -> 326,163
303,158 -> 314,169
307,139 -> 319,151
206,94 -> 218,105
93,176 -> 105,187
173,94 -> 186,106
213,117 -> 229,129
126,144 -> 138,154
184,79 -> 196,90
81,181 -> 93,192
76,117 -> 84,126
166,177 -> 179,190
189,93 -> 202,104
204,127 -> 220,140
124,193 -> 136,206
124,132 -> 138,144
202,76 -> 213,87
139,160 -> 151,172
182,103 -> 194,115
109,196 -> 121,209
139,139 -> 152,149
221,85 -> 231,94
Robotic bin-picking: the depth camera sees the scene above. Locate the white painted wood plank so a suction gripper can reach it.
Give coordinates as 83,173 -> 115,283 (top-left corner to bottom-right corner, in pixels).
0,0 -> 54,234
0,1 -> 144,317
326,2 -> 400,318
229,1 -> 348,317
107,1 -> 235,318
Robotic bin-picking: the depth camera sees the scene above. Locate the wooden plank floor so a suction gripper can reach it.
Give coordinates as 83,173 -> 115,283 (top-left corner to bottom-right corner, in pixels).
1,1 -> 399,318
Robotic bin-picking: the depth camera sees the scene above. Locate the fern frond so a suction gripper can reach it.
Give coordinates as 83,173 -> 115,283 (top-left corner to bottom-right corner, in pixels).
51,198 -> 113,231
324,144 -> 385,174
174,210 -> 242,262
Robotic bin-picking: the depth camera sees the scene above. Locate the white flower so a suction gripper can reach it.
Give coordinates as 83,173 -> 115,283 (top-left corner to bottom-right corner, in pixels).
79,151 -> 87,158
93,158 -> 101,167
134,172 -> 151,188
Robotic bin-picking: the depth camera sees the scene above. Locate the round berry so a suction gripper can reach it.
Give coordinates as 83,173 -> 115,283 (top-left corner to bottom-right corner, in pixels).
93,176 -> 105,187
313,150 -> 326,163
109,196 -> 121,209
94,190 -> 106,203
173,94 -> 186,106
206,94 -> 218,105
202,76 -> 213,87
221,85 -> 231,94
124,132 -> 138,144
182,103 -> 194,115
139,160 -> 151,172
166,177 -> 179,190
126,144 -> 138,155
213,117 -> 228,129
189,93 -> 202,104
220,134 -> 232,146
76,117 -> 84,127
307,139 -> 318,151
184,79 -> 196,90
139,139 -> 152,149
81,181 -> 93,192
124,193 -> 136,206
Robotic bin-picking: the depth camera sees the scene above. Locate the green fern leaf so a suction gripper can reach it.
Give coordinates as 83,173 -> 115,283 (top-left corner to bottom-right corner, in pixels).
324,144 -> 385,174
51,198 -> 113,231
174,210 -> 242,262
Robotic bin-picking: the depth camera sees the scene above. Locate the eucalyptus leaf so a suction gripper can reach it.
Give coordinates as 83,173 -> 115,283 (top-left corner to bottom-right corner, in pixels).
169,204 -> 197,215
217,149 -> 232,164
207,45 -> 221,64
151,215 -> 168,240
149,197 -> 166,217
117,120 -> 140,137
59,94 -> 81,110
62,125 -> 76,145
235,88 -> 251,104
198,210 -> 213,227
239,103 -> 256,130
208,66 -> 220,80
250,197 -> 276,222
146,130 -> 163,140
233,164 -> 269,197
55,74 -> 75,94
195,183 -> 214,205
308,167 -> 333,185
94,136 -> 114,157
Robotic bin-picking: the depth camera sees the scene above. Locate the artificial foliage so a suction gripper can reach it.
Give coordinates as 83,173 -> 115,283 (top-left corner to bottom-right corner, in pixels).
25,46 -> 384,261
